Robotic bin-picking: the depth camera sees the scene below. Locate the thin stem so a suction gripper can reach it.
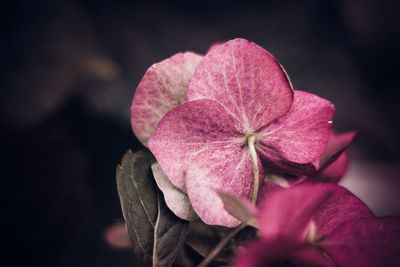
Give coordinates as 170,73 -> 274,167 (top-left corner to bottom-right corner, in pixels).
198,223 -> 247,267
247,134 -> 259,204
198,135 -> 259,266
152,194 -> 161,267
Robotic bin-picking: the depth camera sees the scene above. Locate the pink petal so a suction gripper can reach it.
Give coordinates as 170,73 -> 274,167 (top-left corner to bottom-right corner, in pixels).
235,238 -> 331,267
256,181 -> 284,208
312,185 -> 373,238
258,183 -> 334,241
259,154 -> 317,176
322,217 -> 400,267
188,38 -> 293,133
318,131 -> 356,167
206,41 -> 226,53
149,99 -> 264,226
319,152 -> 348,183
316,131 -> 357,183
131,52 -> 202,146
149,99 -> 241,191
258,90 -> 334,164
291,246 -> 334,267
185,143 -> 264,227
235,239 -> 303,267
151,163 -> 198,221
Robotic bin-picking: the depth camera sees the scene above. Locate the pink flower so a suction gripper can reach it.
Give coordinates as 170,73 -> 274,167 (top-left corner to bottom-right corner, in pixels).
130,52 -> 203,220
235,183 -> 400,266
148,38 -> 334,227
104,222 -> 131,249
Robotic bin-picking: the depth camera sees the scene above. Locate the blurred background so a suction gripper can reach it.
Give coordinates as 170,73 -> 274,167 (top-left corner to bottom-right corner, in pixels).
2,0 -> 399,266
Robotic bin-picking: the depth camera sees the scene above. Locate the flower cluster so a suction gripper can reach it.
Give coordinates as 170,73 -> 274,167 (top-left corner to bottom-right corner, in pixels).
127,38 -> 400,266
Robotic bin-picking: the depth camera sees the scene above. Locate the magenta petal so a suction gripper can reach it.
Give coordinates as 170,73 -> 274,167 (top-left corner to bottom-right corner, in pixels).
186,144 -> 264,227
319,152 -> 348,183
259,154 -> 317,176
235,239 -> 304,267
235,238 -> 331,267
258,90 -> 334,164
131,52 -> 202,146
291,246 -> 333,267
188,38 -> 293,132
151,163 -> 198,221
318,131 -> 356,167
316,131 -> 357,182
323,217 -> 400,267
313,185 -> 373,238
256,181 -> 284,208
149,99 -> 241,191
258,183 -> 334,241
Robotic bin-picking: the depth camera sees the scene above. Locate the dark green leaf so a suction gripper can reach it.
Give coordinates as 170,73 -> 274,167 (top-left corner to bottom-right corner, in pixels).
116,150 -> 187,267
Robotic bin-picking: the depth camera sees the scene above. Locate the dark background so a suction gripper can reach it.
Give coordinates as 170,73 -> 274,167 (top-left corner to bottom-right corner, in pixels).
2,0 -> 399,266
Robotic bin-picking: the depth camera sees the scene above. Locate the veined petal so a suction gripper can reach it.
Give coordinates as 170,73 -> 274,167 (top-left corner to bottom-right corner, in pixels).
188,38 -> 293,133
313,185 -> 373,238
186,144 -> 263,227
151,163 -> 198,221
258,90 -> 334,165
148,99 -> 242,192
322,217 -> 400,267
149,99 -> 263,227
258,183 -> 334,241
131,52 -> 202,146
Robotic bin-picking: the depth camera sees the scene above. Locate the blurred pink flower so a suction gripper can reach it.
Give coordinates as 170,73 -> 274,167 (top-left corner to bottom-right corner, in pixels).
104,222 -> 131,249
148,38 -> 334,227
235,183 -> 400,266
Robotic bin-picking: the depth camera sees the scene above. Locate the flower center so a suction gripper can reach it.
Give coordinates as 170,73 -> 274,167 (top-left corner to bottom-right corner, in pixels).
244,132 -> 258,147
